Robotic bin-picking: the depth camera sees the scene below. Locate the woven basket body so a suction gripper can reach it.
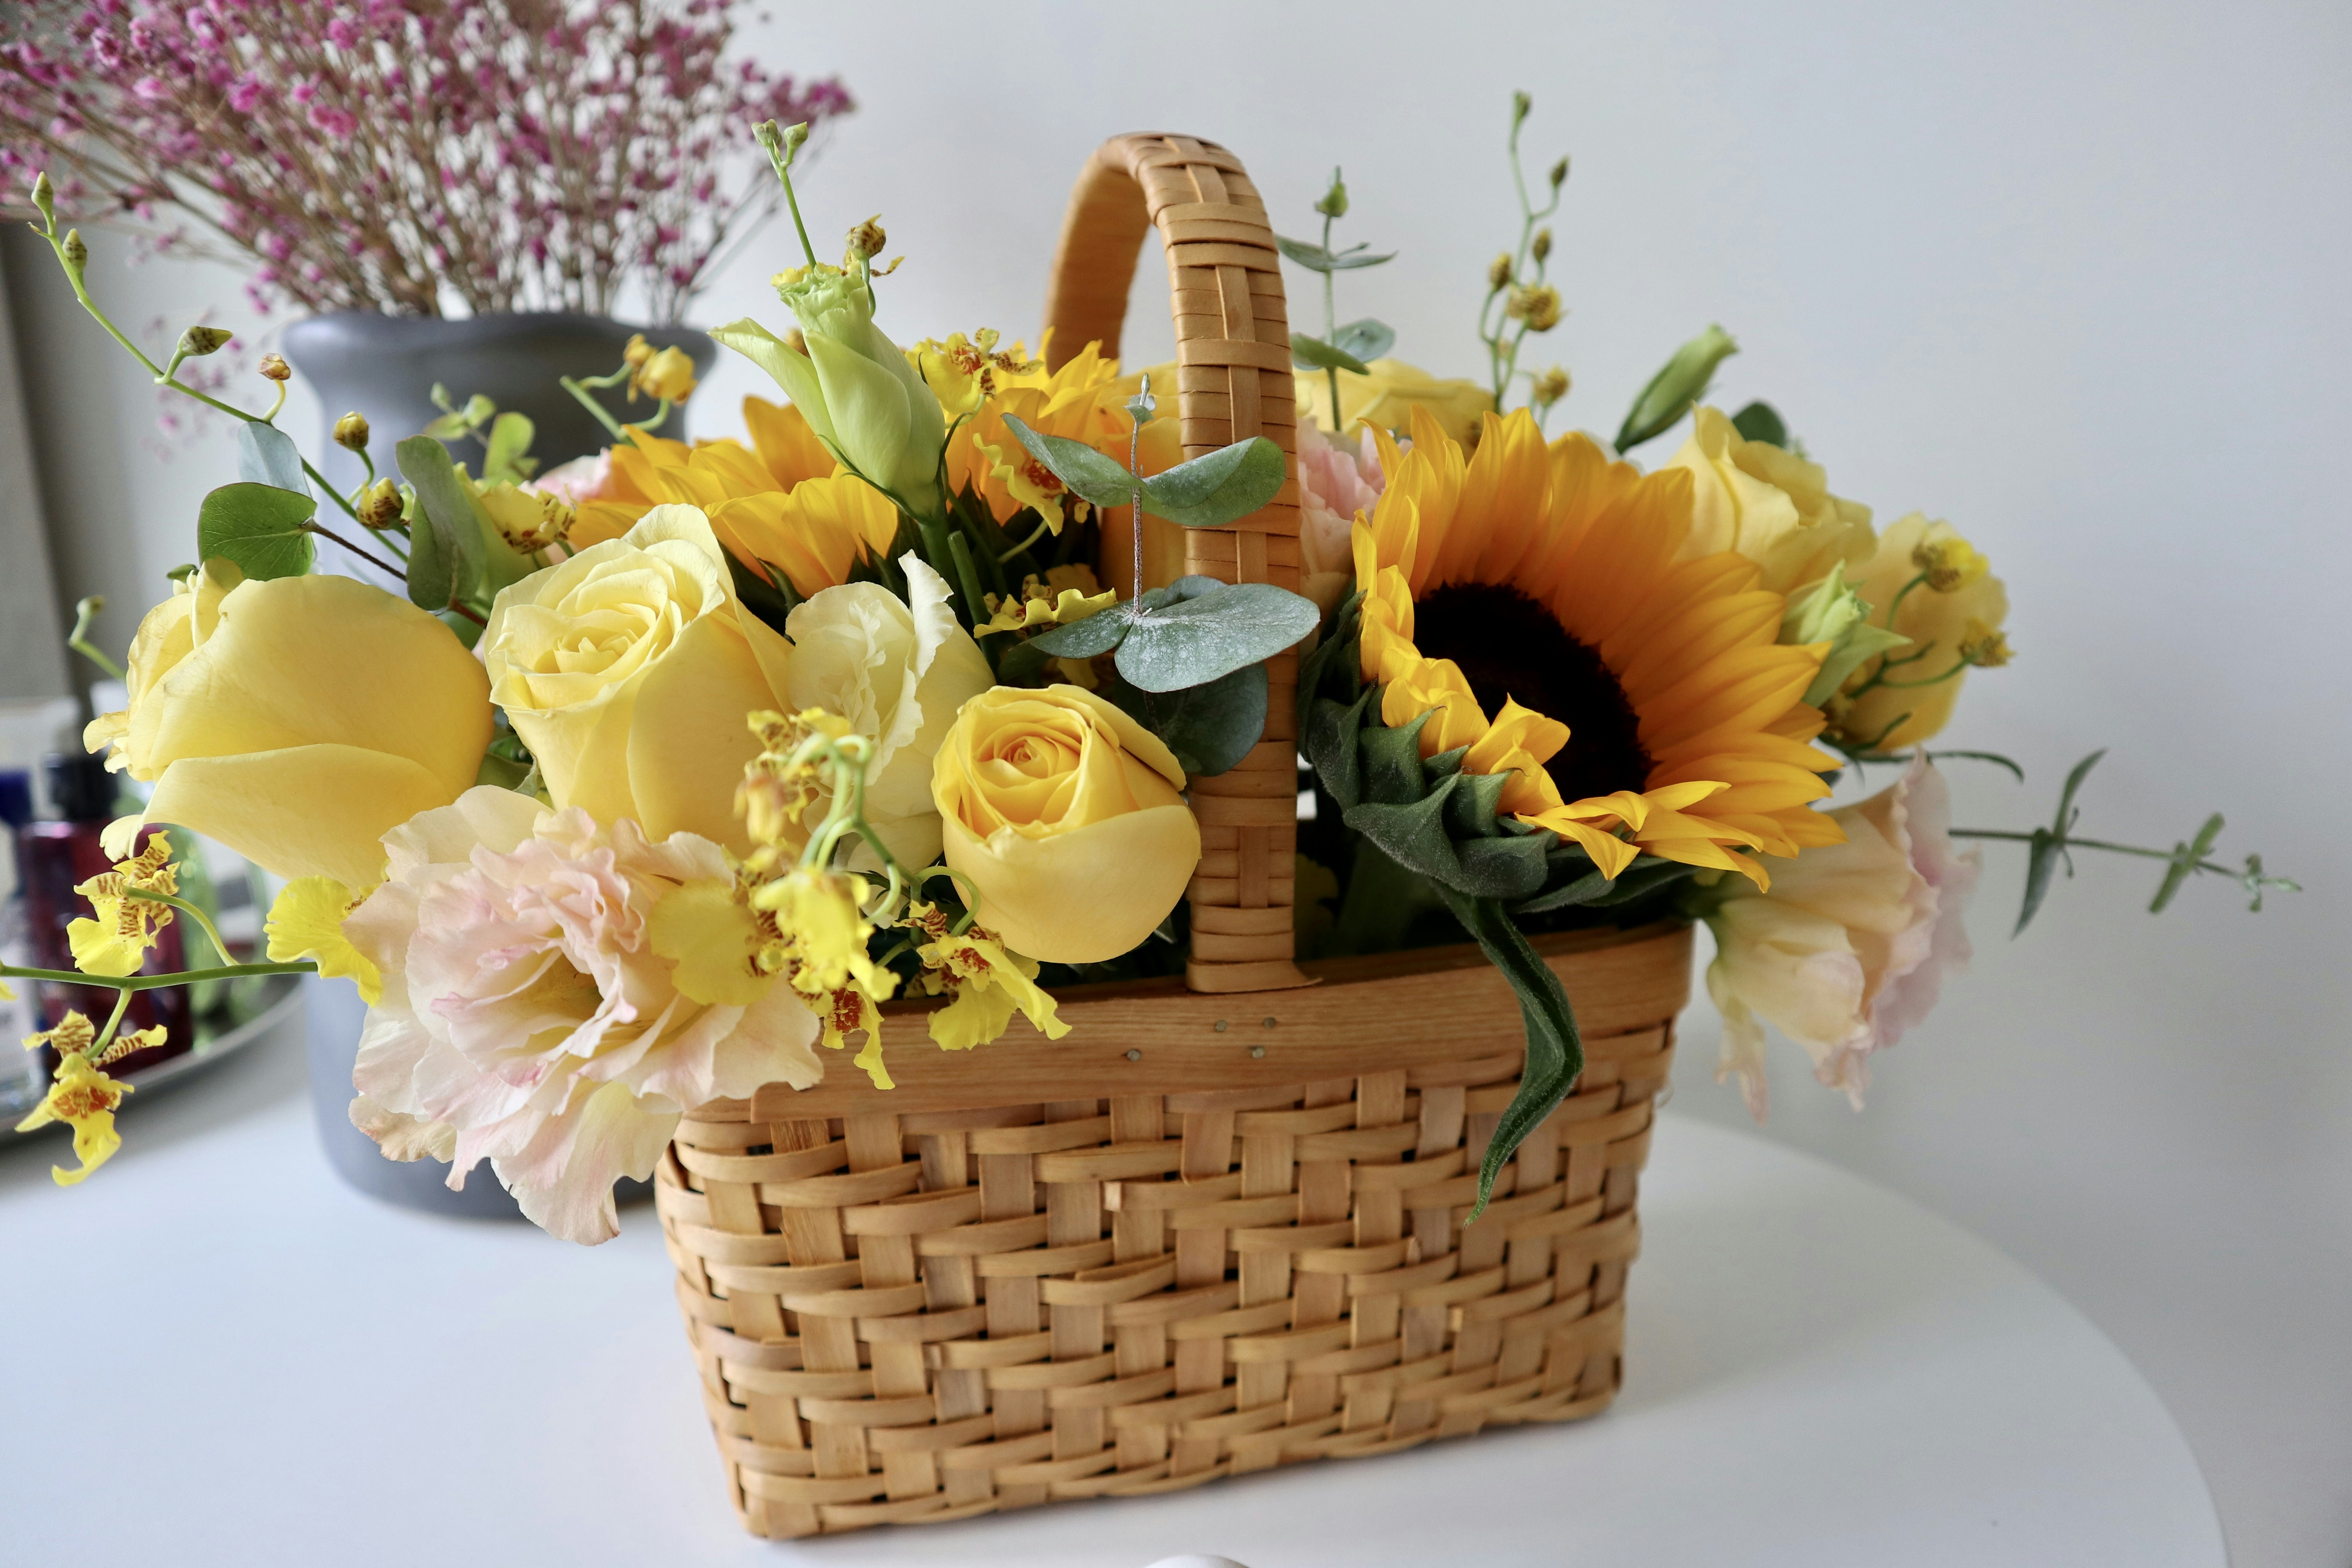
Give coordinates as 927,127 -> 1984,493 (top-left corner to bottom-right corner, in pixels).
659,133 -> 1696,1538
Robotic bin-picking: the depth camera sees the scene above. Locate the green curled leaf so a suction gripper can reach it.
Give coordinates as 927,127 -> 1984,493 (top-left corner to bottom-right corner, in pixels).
1001,415 -> 1140,511
1290,332 -> 1370,376
1138,436 -> 1287,529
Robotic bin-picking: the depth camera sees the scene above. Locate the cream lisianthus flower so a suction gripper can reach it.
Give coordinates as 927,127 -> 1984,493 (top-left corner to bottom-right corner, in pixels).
1704,758 -> 1978,1117
783,553 -> 992,872
479,504 -> 793,855
1666,405 -> 1876,596
1296,358 -> 1494,449
85,563 -> 494,889
932,685 -> 1201,964
1296,418 -> 1387,617
1833,514 -> 2011,751
344,787 -> 822,1245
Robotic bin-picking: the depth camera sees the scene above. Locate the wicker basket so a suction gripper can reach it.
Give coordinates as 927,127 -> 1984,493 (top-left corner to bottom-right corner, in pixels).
656,133 -> 1699,1540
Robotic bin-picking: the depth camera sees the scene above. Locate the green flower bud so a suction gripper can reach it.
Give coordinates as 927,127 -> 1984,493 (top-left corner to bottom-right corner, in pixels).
1512,91 -> 1532,128
356,478 -> 405,530
177,325 -> 234,358
714,258 -> 949,521
844,214 -> 887,262
1615,323 -> 1739,454
1531,227 -> 1552,263
1782,570 -> 1912,707
30,171 -> 54,227
62,228 -> 87,272
1314,167 -> 1348,220
1548,155 -> 1569,189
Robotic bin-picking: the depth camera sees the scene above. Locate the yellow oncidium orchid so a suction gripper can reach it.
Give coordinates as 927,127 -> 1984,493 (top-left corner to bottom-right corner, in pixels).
944,337 -> 1182,534
16,1025 -> 138,1186
905,902 -> 1069,1052
67,835 -> 178,978
264,876 -> 383,1005
979,569 -> 1118,637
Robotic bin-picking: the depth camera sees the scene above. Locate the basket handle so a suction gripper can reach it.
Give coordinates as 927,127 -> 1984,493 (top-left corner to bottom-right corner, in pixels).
1042,134 -> 1311,996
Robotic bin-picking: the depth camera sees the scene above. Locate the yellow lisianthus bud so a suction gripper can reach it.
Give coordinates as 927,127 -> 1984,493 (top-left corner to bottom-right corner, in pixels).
844,214 -> 887,262
333,410 -> 370,450
932,684 -> 1201,964
476,481 -> 571,554
356,478 -> 404,529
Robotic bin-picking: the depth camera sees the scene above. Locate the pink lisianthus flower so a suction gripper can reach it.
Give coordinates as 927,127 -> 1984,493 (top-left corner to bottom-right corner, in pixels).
524,450 -> 615,507
344,787 -> 822,1243
1295,417 -> 1386,618
1703,757 -> 1979,1118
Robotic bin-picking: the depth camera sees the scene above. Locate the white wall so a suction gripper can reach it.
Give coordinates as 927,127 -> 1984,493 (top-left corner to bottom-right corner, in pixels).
13,2 -> 2348,1563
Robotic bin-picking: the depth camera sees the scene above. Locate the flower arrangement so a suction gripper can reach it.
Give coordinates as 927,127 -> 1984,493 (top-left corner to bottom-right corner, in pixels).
5,100 -> 2292,1249
0,0 -> 851,318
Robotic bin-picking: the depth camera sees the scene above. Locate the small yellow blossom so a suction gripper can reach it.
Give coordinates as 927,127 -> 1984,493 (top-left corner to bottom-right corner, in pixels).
68,836 -> 177,978
476,483 -> 572,554
980,572 -> 1120,636
904,903 -> 1069,1051
1959,619 -> 2014,668
1506,283 -> 1563,332
15,1042 -> 134,1186
737,708 -> 855,863
911,329 -> 1040,417
1911,526 -> 1991,592
752,867 -> 894,1003
622,334 -> 699,404
1530,365 -> 1571,407
817,984 -> 891,1089
265,876 -> 383,1005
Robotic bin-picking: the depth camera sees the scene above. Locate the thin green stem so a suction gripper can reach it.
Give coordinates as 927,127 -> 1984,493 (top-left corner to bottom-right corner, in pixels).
123,889 -> 232,966
946,533 -> 991,637
0,960 -> 316,992
996,514 -> 1054,565
300,523 -> 405,579
1871,661 -> 1970,691
1946,829 -> 2238,874
559,374 -> 630,441
1322,208 -> 1342,426
91,986 -> 134,1055
68,596 -> 126,682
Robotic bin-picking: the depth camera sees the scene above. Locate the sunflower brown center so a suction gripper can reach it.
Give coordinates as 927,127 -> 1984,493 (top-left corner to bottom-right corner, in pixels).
1409,582 -> 1652,806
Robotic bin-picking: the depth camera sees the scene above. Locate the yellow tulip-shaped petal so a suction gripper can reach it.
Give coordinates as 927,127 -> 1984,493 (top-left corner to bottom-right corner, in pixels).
625,615 -> 780,855
145,744 -> 459,888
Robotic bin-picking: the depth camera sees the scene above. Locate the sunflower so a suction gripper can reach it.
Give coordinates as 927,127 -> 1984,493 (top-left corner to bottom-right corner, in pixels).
568,397 -> 895,598
1353,406 -> 1843,888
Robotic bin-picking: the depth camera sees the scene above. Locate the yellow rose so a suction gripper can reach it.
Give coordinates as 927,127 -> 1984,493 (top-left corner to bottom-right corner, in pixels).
1835,514 -> 2010,751
84,565 -> 492,889
1296,357 -> 1495,448
932,684 -> 1201,964
1666,405 -> 1876,595
480,504 -> 793,854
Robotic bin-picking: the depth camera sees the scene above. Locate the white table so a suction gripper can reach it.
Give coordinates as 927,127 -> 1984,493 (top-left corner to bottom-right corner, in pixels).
0,1016 -> 2225,1567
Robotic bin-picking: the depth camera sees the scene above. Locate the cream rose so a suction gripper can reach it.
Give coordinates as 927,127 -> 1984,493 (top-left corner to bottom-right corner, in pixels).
784,552 -> 992,871
1296,357 -> 1495,449
931,684 -> 1201,964
480,503 -> 793,853
85,563 -> 493,889
1666,405 -> 1876,595
1704,759 -> 1978,1118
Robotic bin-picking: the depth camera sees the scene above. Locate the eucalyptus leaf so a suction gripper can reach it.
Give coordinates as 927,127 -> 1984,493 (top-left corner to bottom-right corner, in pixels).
1331,318 -> 1396,363
1001,415 -> 1141,511
1107,662 -> 1268,777
1290,332 -> 1370,376
195,482 -> 315,581
482,411 -> 537,484
1027,601 -> 1136,659
1138,436 -> 1287,528
236,421 -> 309,495
2014,826 -> 2063,937
1730,400 -> 1788,448
1274,234 -> 1396,273
1113,581 -> 1320,693
396,435 -> 483,610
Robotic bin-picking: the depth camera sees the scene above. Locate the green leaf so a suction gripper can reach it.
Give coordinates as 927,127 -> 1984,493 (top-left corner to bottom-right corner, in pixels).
1437,888 -> 1583,1221
1730,400 -> 1788,448
1343,781 -> 1465,887
1290,332 -> 1369,376
1513,860 -> 1617,915
1001,415 -> 1140,512
1297,588 -> 1363,706
993,635 -> 1054,687
195,482 -> 315,580
1028,602 -> 1136,660
236,421 -> 309,495
1443,767 -> 1512,839
1114,582 -> 1320,694
2014,827 -> 2063,937
396,435 -> 484,611
2150,812 -> 2225,915
726,550 -> 799,640
1138,436 -> 1287,529
1331,318 -> 1395,363
1306,687 -> 1376,811
1107,662 -> 1268,777
1453,834 -> 1552,898
1359,707 -> 1435,806
482,411 -> 537,485
1274,234 -> 1396,273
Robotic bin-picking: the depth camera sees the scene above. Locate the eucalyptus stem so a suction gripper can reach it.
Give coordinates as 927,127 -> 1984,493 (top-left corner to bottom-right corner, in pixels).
559,374 -> 630,441
300,522 -> 406,579
1947,829 -> 2239,873
1321,206 -> 1342,424
68,596 -> 126,682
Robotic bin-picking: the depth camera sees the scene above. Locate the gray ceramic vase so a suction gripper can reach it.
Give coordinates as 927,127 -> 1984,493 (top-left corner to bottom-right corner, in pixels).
281,310 -> 717,492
